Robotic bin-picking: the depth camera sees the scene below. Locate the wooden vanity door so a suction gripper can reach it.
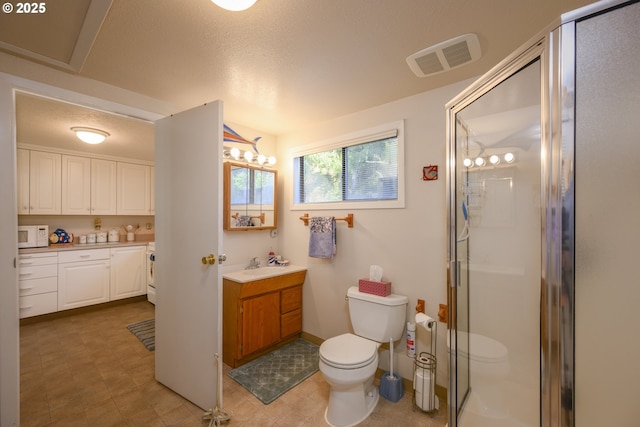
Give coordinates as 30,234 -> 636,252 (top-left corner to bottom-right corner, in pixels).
240,292 -> 281,357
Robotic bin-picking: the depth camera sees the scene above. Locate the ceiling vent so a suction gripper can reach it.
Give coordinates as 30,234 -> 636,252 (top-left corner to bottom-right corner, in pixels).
407,33 -> 481,77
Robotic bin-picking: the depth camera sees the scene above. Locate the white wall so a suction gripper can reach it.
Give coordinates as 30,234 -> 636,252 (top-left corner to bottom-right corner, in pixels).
275,79 -> 474,383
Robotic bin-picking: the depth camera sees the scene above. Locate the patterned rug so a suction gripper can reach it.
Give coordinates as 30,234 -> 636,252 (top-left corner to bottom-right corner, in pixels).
126,319 -> 155,351
228,338 -> 319,404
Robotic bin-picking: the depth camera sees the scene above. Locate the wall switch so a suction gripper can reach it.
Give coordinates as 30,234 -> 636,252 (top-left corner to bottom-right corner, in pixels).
270,229 -> 277,238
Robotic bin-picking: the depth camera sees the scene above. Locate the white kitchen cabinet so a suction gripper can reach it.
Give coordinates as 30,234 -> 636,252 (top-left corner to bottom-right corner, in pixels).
91,159 -> 117,215
110,245 -> 146,301
61,155 -> 91,215
117,162 -> 151,215
150,166 -> 155,215
62,156 -> 117,215
58,249 -> 110,311
18,252 -> 58,318
17,148 -> 30,214
29,150 -> 61,215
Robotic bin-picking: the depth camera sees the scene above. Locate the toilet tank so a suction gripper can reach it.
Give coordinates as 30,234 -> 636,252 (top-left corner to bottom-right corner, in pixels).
347,286 -> 408,342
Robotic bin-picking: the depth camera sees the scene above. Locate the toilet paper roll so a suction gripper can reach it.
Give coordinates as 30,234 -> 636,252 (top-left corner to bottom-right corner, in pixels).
415,313 -> 436,330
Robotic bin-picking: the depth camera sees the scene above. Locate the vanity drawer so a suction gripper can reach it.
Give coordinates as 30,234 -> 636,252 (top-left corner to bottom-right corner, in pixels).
281,308 -> 302,338
281,285 -> 302,314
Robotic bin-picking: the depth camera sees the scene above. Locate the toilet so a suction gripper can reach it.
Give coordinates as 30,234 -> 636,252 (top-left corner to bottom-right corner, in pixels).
447,330 -> 510,418
319,286 -> 408,427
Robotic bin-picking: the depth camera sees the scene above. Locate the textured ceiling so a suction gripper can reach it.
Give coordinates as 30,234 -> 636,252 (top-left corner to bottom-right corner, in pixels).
1,0 -> 596,160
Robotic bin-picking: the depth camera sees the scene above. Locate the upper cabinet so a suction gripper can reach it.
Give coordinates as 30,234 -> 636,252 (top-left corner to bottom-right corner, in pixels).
61,155 -> 91,215
223,161 -> 277,230
28,150 -> 62,215
17,148 -> 30,214
116,162 -> 152,215
18,148 -> 153,216
91,159 -> 117,215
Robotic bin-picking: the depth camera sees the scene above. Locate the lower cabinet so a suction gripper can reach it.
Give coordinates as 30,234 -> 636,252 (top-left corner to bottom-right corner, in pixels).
58,249 -> 111,311
18,252 -> 58,318
19,244 -> 149,318
110,245 -> 147,300
223,270 -> 306,368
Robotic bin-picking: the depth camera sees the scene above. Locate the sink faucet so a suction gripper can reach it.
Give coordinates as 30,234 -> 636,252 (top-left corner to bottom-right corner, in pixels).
246,257 -> 261,270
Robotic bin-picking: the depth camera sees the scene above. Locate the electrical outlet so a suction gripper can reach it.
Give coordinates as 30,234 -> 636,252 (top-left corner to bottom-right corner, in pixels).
270,229 -> 277,238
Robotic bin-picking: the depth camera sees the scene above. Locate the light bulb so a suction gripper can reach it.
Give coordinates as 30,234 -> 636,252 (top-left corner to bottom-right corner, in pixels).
475,157 -> 485,167
230,147 -> 240,159
268,156 -> 277,165
504,153 -> 515,163
463,158 -> 473,168
71,127 -> 109,144
244,151 -> 254,162
489,155 -> 500,165
211,0 -> 257,11
257,154 -> 266,165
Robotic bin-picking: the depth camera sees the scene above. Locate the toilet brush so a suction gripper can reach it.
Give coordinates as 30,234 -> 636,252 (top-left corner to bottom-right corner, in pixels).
379,338 -> 404,402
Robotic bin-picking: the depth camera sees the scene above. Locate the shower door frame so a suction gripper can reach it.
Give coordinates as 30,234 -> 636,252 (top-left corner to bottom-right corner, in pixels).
445,22 -> 574,427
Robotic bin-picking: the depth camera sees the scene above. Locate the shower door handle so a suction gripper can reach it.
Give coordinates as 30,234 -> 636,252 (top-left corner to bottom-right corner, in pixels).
449,260 -> 456,288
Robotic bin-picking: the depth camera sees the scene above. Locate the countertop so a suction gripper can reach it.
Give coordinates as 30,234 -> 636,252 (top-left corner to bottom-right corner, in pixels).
19,239 -> 152,255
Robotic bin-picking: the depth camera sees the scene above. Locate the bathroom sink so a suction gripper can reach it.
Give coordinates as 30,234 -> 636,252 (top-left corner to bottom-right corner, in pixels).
223,265 -> 307,283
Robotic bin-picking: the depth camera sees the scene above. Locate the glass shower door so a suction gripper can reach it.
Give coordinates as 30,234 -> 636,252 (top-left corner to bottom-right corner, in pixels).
449,57 -> 542,427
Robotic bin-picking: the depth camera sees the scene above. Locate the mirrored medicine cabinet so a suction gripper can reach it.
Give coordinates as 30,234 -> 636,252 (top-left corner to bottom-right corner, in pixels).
223,161 -> 277,231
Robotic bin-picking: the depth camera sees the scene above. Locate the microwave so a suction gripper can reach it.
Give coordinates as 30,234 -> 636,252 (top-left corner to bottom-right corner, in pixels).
18,225 -> 49,248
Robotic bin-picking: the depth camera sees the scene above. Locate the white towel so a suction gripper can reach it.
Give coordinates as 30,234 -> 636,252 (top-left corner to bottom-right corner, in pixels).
308,217 -> 336,258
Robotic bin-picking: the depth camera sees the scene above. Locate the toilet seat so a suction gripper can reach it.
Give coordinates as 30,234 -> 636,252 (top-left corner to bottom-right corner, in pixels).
320,333 -> 378,369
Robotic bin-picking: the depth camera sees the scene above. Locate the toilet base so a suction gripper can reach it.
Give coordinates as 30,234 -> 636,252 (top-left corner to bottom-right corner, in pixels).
324,380 -> 379,427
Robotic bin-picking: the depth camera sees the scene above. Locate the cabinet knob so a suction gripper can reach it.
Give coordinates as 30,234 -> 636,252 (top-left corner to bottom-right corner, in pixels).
201,254 -> 216,265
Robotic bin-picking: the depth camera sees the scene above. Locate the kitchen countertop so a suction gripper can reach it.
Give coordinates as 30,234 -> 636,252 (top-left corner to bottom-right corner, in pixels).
19,239 -> 152,255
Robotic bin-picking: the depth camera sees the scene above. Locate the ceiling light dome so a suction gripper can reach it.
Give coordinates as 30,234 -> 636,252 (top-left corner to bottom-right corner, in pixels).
211,0 -> 257,11
71,127 -> 109,144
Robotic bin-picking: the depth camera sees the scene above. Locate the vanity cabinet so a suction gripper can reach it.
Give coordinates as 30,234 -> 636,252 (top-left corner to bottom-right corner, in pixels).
223,270 -> 306,367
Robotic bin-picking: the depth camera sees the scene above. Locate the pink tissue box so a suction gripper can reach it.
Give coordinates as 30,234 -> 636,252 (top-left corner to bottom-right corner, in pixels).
358,279 -> 391,296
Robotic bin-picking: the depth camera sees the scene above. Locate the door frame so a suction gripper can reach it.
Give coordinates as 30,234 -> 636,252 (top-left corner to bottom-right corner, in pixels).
0,71 -> 166,426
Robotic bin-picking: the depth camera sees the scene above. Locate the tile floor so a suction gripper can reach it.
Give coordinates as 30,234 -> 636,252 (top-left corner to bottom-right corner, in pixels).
20,300 -> 448,427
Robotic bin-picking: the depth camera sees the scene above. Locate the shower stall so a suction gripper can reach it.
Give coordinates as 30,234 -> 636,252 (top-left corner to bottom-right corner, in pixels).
446,1 -> 640,426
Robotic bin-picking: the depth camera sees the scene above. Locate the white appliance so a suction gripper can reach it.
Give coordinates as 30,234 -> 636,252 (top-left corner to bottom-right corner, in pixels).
147,242 -> 156,304
18,225 -> 49,248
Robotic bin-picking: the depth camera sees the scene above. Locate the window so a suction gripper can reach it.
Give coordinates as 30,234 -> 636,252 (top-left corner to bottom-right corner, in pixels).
293,121 -> 404,209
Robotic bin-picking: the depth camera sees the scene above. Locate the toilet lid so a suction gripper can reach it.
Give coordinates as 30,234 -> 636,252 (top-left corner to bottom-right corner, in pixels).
319,333 -> 378,369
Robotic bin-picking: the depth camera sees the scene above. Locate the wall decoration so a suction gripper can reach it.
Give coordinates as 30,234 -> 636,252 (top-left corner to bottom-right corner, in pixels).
423,165 -> 438,181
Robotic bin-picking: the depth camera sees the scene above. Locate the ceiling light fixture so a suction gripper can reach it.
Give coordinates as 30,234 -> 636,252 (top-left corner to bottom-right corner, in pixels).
71,127 -> 109,144
211,0 -> 257,11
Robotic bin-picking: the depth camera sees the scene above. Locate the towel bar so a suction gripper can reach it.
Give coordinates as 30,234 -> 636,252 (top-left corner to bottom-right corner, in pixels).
299,213 -> 354,228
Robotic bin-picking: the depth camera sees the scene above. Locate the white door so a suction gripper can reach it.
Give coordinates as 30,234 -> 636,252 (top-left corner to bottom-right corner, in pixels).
154,101 -> 223,410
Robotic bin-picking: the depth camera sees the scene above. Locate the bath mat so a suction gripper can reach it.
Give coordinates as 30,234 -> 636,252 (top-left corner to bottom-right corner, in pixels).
228,338 -> 319,404
126,319 -> 155,351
